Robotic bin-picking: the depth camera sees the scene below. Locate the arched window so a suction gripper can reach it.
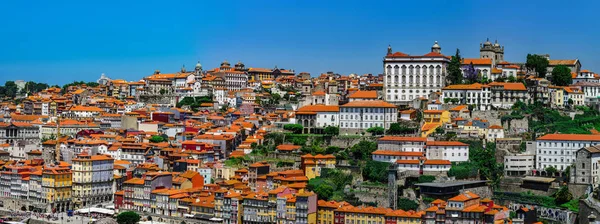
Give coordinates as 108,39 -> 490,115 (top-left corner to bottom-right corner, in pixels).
430,75 -> 434,84
386,65 -> 392,75
436,65 -> 441,75
387,76 -> 391,84
394,75 -> 399,83
409,65 -> 414,75
401,65 -> 407,75
422,66 -> 427,75
409,75 -> 413,84
402,76 -> 406,83
394,65 -> 399,75
415,65 -> 421,75
429,65 -> 434,75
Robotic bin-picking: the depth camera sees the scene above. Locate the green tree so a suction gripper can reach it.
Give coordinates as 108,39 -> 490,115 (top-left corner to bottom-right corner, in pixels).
366,126 -> 385,135
159,89 -> 167,95
86,82 -> 100,87
554,186 -> 573,205
314,184 -> 334,201
435,127 -> 445,135
116,211 -> 141,224
325,146 -> 341,154
568,98 -> 574,107
508,75 -> 517,83
387,123 -> 414,135
3,81 -> 18,98
447,49 -> 463,85
551,65 -> 572,86
362,160 -> 390,183
283,124 -> 304,134
418,175 -> 436,183
272,93 -> 281,104
526,54 -> 550,78
397,198 -> 419,211
349,140 -> 377,160
324,126 -> 339,136
545,166 -> 558,175
149,135 -> 166,143
444,132 -> 457,141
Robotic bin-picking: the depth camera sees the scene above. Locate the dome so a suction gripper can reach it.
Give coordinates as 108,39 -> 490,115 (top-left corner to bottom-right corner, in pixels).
236,61 -> 244,67
432,41 -> 441,49
221,60 -> 230,67
484,38 -> 492,46
494,40 -> 500,47
195,61 -> 202,69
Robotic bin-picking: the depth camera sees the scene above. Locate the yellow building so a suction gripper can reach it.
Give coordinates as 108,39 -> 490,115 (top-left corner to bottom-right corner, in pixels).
421,110 -> 451,137
317,200 -> 348,224
42,165 -> 72,212
301,154 -> 336,179
335,205 -> 387,224
549,86 -> 564,108
423,110 -> 450,124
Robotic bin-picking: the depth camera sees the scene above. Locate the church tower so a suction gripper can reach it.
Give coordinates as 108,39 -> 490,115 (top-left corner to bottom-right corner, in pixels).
431,41 -> 441,53
194,61 -> 203,79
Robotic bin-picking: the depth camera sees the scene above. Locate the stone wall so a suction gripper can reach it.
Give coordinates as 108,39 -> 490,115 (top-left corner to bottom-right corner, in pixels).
580,197 -> 600,224
329,136 -> 376,149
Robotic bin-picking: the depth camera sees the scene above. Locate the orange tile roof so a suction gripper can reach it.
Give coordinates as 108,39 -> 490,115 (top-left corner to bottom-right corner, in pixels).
276,144 -> 302,151
340,100 -> 396,108
449,191 -> 480,202
296,105 -> 339,113
69,105 -> 104,112
488,125 -> 503,129
372,150 -> 423,157
442,83 -> 488,90
538,133 -> 600,141
348,90 -> 378,99
462,58 -> 492,65
549,59 -> 577,66
426,141 -> 468,146
488,82 -> 527,91
378,136 -> 427,142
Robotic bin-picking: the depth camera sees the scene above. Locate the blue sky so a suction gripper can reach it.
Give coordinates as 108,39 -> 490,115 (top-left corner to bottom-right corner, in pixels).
1,0 -> 599,85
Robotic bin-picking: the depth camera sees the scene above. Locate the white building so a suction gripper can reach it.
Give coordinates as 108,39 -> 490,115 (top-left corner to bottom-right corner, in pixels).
295,105 -> 340,130
425,141 -> 469,163
441,83 -> 491,111
502,65 -> 519,79
489,82 -> 528,109
372,150 -> 423,163
572,70 -> 598,84
536,134 -> 600,172
563,87 -> 584,107
571,82 -> 600,104
486,125 -> 505,142
395,159 -> 451,172
68,106 -> 104,118
383,42 -> 451,105
339,100 -> 397,130
504,154 -> 535,176
224,71 -> 248,91
377,136 -> 427,152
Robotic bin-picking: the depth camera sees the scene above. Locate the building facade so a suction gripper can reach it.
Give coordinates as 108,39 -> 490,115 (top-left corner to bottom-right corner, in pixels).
383,42 -> 451,105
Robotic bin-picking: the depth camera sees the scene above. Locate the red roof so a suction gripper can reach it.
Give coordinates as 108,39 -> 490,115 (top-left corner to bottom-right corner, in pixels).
379,136 -> 427,142
537,134 -> 600,141
340,100 -> 396,108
